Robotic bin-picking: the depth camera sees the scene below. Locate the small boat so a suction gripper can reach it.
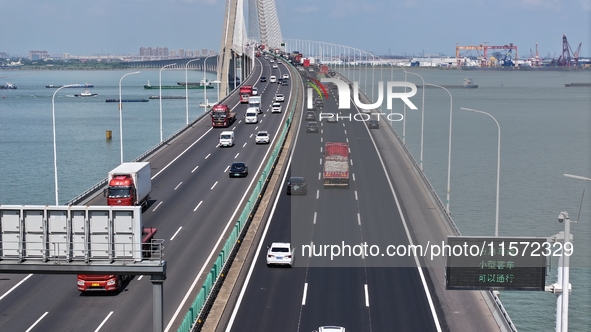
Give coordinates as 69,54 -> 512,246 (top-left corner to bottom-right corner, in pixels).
75,88 -> 98,97
463,78 -> 478,88
0,82 -> 17,89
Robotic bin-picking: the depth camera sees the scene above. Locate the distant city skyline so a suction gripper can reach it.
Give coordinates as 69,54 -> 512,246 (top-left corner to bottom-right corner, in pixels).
1,1 -> 589,59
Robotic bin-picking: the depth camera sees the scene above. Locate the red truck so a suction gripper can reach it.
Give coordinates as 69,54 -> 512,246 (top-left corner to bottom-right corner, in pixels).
104,162 -> 151,208
294,53 -> 302,64
255,51 -> 261,57
77,227 -> 158,292
211,104 -> 236,127
239,85 -> 253,103
320,65 -> 329,74
323,142 -> 350,187
303,58 -> 311,67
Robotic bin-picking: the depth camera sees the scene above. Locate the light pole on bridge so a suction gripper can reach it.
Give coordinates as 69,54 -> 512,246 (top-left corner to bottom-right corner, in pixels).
460,107 -> 501,237
51,84 -> 76,205
119,71 -> 140,164
159,63 -> 176,142
185,58 -> 201,125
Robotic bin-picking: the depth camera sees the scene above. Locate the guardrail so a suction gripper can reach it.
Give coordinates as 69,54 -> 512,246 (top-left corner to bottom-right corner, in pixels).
176,55 -> 300,332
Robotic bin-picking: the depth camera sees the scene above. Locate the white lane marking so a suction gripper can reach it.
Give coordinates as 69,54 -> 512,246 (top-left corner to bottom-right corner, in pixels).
152,201 -> 163,212
319,158 -> 322,165
350,159 -> 353,166
243,142 -> 247,148
355,191 -> 358,200
348,148 -> 351,154
224,165 -> 230,172
353,173 -> 356,181
174,182 -> 182,190
0,274 -> 32,301
234,153 -> 240,159
318,172 -> 321,180
316,190 -> 319,199
94,311 -> 114,332
191,165 -> 199,173
320,147 -> 323,153
321,129 -> 323,134
259,120 -> 263,123
152,127 -> 213,179
302,283 -> 309,305
237,120 -> 242,124
232,126 -> 236,131
255,126 -> 259,130
210,181 -> 218,190
342,122 -> 345,127
313,212 -> 317,224
215,143 -> 220,148
364,284 -> 370,307
344,129 -> 347,135
321,137 -> 323,142
346,137 -> 349,143
249,133 -> 253,138
193,201 -> 203,211
26,312 -> 49,332
138,275 -> 143,280
358,213 -> 361,225
205,153 -> 211,159
170,227 -> 183,241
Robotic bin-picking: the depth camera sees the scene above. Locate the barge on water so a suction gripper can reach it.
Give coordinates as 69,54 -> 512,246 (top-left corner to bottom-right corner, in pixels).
564,83 -> 591,87
143,80 -> 213,89
105,99 -> 149,102
149,96 -> 186,99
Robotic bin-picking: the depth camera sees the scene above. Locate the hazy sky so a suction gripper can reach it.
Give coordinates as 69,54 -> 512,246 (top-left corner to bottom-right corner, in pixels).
1,0 -> 589,58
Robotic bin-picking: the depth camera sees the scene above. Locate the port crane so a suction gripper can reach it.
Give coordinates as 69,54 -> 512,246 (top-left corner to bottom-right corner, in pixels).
557,34 -> 582,66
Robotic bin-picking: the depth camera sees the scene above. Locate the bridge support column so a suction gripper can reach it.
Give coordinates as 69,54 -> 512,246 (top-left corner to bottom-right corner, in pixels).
151,274 -> 166,332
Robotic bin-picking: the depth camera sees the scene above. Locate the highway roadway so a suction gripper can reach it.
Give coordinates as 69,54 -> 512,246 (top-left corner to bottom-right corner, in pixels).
0,56 -> 296,331
223,66 -> 440,331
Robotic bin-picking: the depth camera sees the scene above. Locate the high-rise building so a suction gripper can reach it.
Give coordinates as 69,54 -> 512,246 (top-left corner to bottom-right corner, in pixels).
202,49 -> 208,57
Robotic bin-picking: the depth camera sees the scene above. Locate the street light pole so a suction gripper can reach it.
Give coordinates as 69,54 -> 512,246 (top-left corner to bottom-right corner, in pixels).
405,71 -> 425,169
119,71 -> 140,164
52,84 -> 75,205
460,107 -> 501,236
425,83 -> 453,214
160,63 -> 176,142
185,58 -> 201,125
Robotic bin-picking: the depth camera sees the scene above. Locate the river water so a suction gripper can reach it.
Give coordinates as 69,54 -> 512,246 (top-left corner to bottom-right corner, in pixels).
1,68 -> 590,331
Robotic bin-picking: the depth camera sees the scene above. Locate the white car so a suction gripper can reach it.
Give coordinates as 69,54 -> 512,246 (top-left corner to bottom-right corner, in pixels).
244,108 -> 258,124
255,131 -> 270,144
266,242 -> 294,267
270,76 -> 277,83
274,94 -> 285,102
272,64 -> 278,69
252,87 -> 258,96
270,59 -> 274,63
282,74 -> 289,80
271,102 -> 282,113
315,327 -> 346,332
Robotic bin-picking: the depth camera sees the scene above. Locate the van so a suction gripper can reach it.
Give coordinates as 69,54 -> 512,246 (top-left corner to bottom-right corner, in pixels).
245,108 -> 258,124
219,131 -> 235,147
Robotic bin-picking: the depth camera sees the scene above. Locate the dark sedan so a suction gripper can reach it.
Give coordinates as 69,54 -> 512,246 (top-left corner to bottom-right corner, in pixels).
304,111 -> 316,121
287,177 -> 308,195
306,121 -> 319,133
229,162 -> 249,177
368,119 -> 380,129
260,76 -> 267,82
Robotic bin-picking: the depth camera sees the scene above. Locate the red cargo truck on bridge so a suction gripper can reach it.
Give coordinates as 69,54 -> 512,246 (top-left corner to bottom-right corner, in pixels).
77,227 -> 158,292
323,142 -> 350,187
239,85 -> 253,103
211,104 -> 236,127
